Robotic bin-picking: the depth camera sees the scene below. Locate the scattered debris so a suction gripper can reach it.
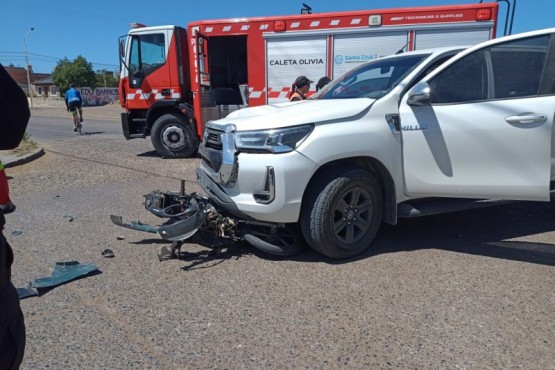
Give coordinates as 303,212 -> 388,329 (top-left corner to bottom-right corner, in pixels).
101,249 -> 115,258
31,261 -> 98,289
11,229 -> 23,237
53,195 -> 61,199
158,245 -> 176,262
110,215 -> 157,233
116,235 -> 125,240
17,286 -> 38,299
63,215 -> 74,222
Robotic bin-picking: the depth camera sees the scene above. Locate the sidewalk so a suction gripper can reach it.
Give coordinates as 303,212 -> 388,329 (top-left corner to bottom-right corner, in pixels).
31,102 -> 124,121
0,146 -> 44,168
0,103 -> 124,168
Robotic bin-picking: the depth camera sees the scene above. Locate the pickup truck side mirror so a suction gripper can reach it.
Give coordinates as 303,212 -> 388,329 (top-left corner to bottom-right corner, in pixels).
407,81 -> 431,106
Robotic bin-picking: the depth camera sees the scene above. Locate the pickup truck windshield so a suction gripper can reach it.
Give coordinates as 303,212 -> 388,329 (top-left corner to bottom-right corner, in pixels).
314,54 -> 429,100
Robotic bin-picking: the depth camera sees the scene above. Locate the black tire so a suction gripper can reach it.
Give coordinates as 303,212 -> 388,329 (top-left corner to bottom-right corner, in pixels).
243,224 -> 305,256
151,113 -> 198,158
301,167 -> 383,259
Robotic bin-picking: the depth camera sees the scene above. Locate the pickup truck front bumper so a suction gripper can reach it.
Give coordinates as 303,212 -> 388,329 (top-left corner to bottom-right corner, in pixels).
198,150 -> 318,223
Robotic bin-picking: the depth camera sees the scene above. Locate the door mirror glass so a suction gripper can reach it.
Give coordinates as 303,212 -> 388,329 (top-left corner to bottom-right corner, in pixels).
407,81 -> 431,106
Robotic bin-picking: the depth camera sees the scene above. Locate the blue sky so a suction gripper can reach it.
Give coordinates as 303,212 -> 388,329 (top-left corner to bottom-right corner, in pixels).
1,0 -> 553,73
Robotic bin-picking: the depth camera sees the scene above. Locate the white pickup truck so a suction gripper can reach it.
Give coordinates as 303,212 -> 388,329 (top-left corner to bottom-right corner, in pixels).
113,28 -> 555,259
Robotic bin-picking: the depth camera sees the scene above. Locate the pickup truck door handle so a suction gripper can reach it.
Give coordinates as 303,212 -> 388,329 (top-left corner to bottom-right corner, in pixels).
505,113 -> 548,125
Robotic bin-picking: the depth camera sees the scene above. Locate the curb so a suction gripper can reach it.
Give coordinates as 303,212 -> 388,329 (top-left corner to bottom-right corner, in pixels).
2,148 -> 45,168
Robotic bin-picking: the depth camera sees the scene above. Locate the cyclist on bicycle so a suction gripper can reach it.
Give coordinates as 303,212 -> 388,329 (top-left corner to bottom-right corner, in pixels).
64,83 -> 83,132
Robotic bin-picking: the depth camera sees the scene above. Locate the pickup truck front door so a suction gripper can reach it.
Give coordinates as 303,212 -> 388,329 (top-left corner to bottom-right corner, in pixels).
399,33 -> 555,202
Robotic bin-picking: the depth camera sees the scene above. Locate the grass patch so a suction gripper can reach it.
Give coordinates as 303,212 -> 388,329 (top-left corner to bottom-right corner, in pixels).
12,132 -> 38,156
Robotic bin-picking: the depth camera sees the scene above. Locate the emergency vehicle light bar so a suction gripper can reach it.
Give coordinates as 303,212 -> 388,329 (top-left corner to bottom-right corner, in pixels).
475,8 -> 492,20
274,20 -> 286,32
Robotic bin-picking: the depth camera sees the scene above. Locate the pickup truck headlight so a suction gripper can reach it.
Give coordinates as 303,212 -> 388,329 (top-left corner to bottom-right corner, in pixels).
234,124 -> 314,153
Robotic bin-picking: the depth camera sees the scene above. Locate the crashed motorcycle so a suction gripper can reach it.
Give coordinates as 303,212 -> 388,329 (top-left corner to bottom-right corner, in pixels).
111,180 -> 304,260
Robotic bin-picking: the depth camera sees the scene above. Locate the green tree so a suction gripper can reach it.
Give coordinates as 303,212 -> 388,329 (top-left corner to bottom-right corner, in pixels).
95,69 -> 119,87
52,56 -> 97,94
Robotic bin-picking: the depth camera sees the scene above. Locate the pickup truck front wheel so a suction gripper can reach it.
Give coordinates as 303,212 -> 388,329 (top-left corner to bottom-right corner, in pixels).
301,167 -> 383,259
151,113 -> 198,158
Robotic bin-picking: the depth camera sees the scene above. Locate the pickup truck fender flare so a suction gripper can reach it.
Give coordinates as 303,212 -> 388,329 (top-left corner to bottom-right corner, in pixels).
371,160 -> 397,225
307,157 -> 397,225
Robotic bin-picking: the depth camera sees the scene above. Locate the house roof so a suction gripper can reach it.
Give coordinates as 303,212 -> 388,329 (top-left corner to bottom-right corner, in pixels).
34,76 -> 54,84
3,65 -> 51,85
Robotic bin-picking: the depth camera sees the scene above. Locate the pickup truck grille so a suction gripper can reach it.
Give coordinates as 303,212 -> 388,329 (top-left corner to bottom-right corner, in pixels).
199,125 -> 239,186
200,128 -> 223,172
205,132 -> 222,149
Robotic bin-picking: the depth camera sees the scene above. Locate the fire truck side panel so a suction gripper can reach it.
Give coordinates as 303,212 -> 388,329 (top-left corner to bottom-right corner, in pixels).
265,35 -> 327,104
331,31 -> 408,78
185,2 -> 499,121
413,26 -> 493,49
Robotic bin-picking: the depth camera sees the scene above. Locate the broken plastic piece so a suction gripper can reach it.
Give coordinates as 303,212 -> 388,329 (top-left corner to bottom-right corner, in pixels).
101,249 -> 115,258
158,245 -> 176,261
157,210 -> 206,241
31,261 -> 98,289
17,287 -> 38,299
11,229 -> 22,237
64,215 -> 74,222
110,215 -> 158,233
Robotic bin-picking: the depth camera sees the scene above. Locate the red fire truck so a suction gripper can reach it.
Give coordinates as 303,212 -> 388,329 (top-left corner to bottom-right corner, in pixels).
118,2 -> 499,158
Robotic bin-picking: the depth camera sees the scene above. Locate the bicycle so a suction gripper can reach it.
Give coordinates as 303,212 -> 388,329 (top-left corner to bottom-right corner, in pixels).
70,108 -> 83,135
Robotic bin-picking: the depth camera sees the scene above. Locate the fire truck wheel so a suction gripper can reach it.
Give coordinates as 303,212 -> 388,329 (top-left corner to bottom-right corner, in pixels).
301,167 -> 383,260
151,113 -> 198,158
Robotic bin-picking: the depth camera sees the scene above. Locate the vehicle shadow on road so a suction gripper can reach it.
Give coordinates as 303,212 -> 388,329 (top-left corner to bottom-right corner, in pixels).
80,131 -> 105,136
129,238 -> 170,245
291,201 -> 555,266
136,150 -> 200,159
177,242 -> 253,271
125,202 -> 555,267
137,150 -> 159,158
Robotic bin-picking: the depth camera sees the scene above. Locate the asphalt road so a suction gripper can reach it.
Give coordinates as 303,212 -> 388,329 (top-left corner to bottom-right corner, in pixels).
27,113 -> 123,144
4,113 -> 555,369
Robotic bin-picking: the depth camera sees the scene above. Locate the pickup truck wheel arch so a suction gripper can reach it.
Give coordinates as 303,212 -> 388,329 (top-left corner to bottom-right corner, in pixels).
151,113 -> 198,158
301,167 -> 383,259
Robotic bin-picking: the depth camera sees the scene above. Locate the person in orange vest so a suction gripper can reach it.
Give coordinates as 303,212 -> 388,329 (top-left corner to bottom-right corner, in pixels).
288,75 -> 313,101
0,63 -> 29,370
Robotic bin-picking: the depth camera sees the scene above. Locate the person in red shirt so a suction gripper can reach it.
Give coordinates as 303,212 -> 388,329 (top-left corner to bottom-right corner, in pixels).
0,63 -> 29,370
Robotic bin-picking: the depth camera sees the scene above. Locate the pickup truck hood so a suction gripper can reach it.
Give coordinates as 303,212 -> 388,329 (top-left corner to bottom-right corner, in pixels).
209,99 -> 375,131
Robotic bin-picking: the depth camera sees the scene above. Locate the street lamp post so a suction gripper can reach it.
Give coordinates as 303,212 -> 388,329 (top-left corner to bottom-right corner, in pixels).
24,27 -> 35,109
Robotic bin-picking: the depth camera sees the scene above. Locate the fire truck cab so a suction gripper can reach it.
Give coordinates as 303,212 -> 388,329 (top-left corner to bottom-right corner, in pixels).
118,3 -> 498,158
